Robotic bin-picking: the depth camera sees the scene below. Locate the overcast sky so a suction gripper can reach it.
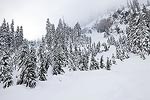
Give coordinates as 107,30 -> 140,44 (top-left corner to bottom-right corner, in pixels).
0,0 -> 147,40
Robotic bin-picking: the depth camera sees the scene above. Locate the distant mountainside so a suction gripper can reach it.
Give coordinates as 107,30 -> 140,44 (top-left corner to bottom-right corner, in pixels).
83,0 -> 150,61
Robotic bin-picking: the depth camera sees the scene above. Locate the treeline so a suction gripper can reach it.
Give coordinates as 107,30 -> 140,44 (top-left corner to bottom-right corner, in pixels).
0,18 -> 112,89
0,0 -> 150,89
94,0 -> 150,60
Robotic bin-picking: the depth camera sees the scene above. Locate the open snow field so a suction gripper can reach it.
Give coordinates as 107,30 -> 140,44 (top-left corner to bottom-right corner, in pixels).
1,55 -> 150,100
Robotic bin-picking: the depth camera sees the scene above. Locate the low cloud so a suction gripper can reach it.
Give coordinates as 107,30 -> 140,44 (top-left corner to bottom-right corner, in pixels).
0,0 -> 147,40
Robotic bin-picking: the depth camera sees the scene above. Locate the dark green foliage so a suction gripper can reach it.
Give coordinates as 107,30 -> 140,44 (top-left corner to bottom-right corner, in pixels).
95,41 -> 101,54
79,53 -> 89,71
38,41 -> 49,81
100,55 -> 105,69
0,19 -> 24,89
102,43 -> 110,52
94,18 -> 113,33
17,60 -> 37,88
90,55 -> 99,70
46,18 -> 55,50
112,54 -> 116,64
0,19 -> 7,32
74,22 -> 81,37
126,3 -> 150,57
106,57 -> 111,70
0,52 -> 13,88
52,53 -> 65,75
107,36 -> 116,46
15,26 -> 23,50
39,60 -> 49,81
16,41 -> 37,88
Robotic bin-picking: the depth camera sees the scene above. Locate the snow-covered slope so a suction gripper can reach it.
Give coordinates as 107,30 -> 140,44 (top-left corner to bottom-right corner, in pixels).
1,55 -> 150,100
1,2 -> 150,100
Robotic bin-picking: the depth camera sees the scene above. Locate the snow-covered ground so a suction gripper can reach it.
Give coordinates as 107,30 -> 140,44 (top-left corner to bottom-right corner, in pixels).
1,55 -> 150,100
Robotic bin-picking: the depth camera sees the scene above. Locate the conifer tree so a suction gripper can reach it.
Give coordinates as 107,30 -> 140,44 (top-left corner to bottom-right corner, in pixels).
38,41 -> 49,81
90,55 -> 99,70
100,55 -> 105,69
74,22 -> 81,37
0,52 -> 13,88
52,52 -> 65,75
1,19 -> 7,32
9,20 -> 15,53
106,57 -> 111,70
46,18 -> 55,50
112,54 -> 116,64
15,26 -> 23,50
16,40 -> 37,88
11,19 -> 14,33
79,53 -> 89,71
95,41 -> 101,54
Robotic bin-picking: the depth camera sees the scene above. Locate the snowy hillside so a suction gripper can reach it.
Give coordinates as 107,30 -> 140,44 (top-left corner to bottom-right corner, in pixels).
1,55 -> 150,100
1,0 -> 150,100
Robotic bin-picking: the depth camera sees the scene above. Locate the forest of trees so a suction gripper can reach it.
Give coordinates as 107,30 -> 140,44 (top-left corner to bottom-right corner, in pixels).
0,0 -> 150,89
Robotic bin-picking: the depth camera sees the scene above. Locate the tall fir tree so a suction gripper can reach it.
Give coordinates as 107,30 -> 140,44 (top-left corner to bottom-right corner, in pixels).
1,19 -> 7,32
0,51 -> 13,88
100,55 -> 105,69
79,53 -> 89,71
112,54 -> 116,64
46,18 -> 55,50
38,41 -> 49,81
74,22 -> 81,37
106,57 -> 111,70
90,54 -> 99,70
16,40 -> 37,88
15,26 -> 23,50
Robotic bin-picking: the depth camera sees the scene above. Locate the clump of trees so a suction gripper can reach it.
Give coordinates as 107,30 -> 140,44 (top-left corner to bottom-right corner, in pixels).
93,17 -> 113,33
1,0 -> 150,89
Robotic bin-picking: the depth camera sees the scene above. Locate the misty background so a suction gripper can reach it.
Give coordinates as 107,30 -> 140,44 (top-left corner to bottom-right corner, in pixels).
0,0 -> 147,40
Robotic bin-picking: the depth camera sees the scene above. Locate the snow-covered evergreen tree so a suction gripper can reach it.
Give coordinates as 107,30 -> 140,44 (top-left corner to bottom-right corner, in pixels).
51,19 -> 66,75
9,20 -> 15,53
107,35 -> 116,45
106,57 -> 111,70
0,19 -> 7,32
16,40 -> 37,88
102,43 -> 110,52
38,40 -> 49,81
90,54 -> 99,70
0,51 -> 13,88
74,22 -> 81,37
46,18 -> 55,50
112,54 -> 116,64
79,53 -> 89,71
100,55 -> 105,69
127,4 -> 150,56
15,26 -> 23,50
95,41 -> 101,54
52,52 -> 65,75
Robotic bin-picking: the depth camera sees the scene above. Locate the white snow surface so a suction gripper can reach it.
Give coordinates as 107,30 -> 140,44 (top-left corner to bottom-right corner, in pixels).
0,55 -> 150,100
86,30 -> 107,44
